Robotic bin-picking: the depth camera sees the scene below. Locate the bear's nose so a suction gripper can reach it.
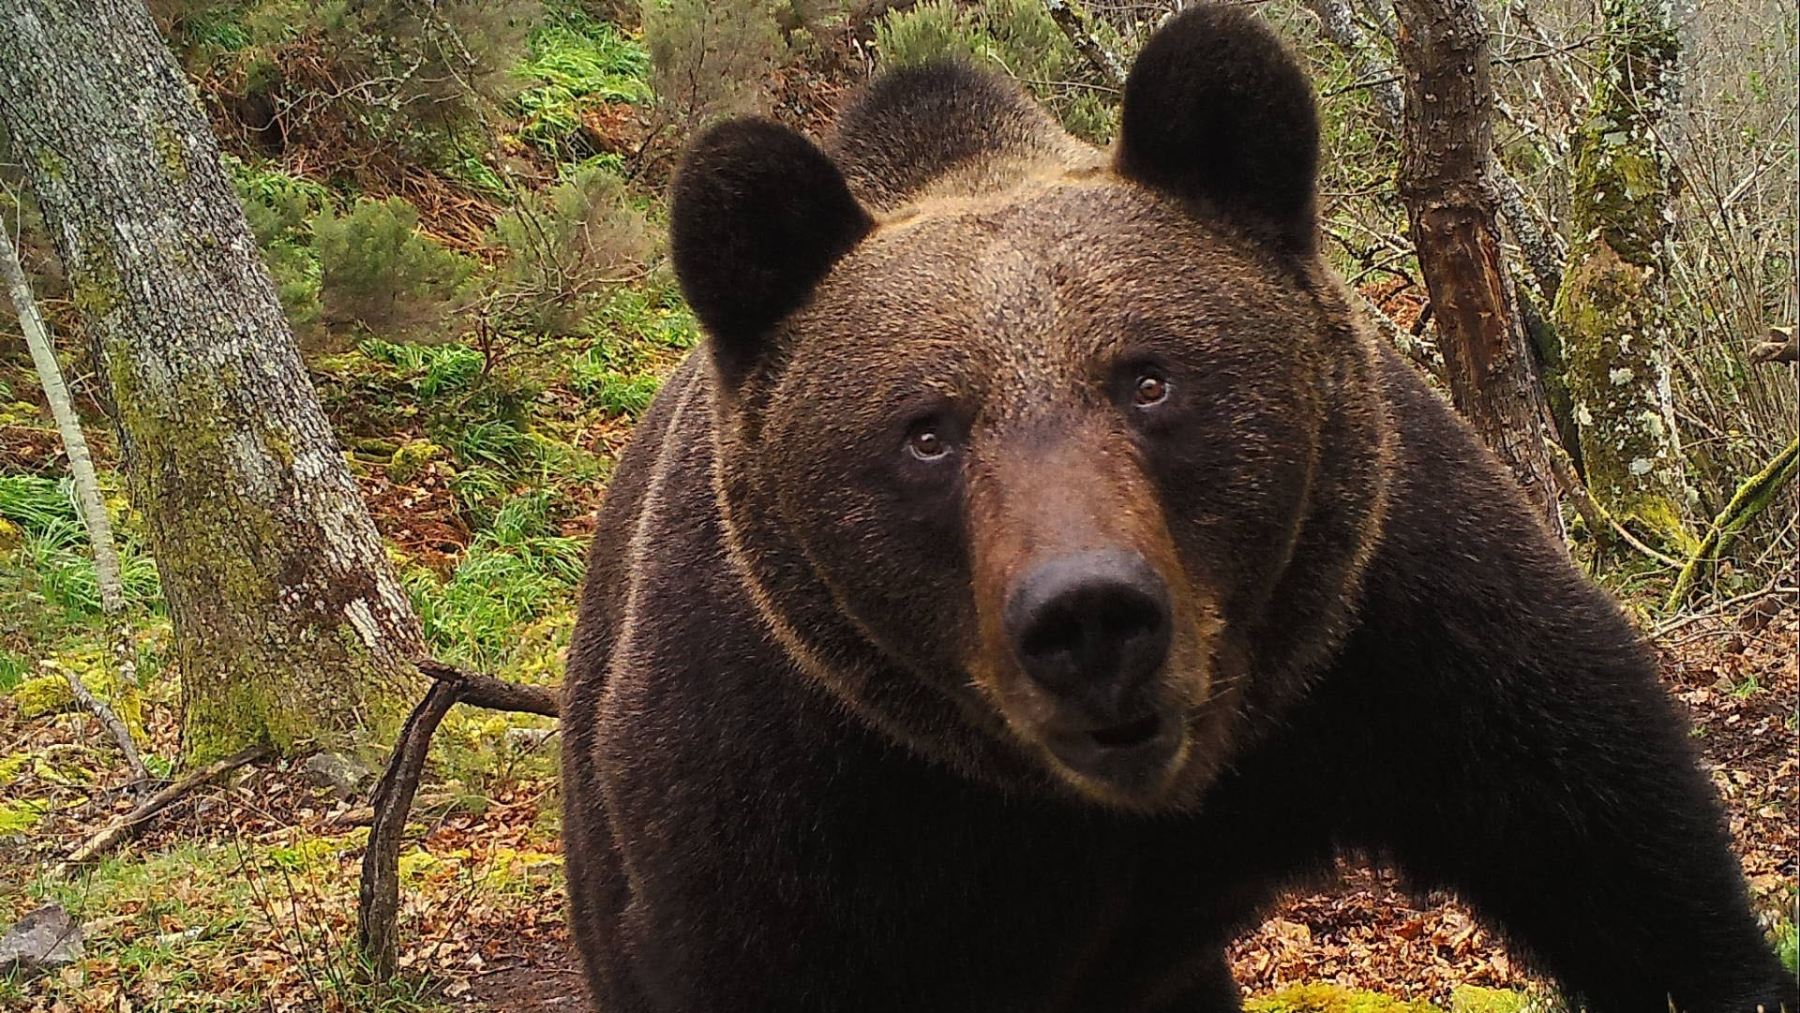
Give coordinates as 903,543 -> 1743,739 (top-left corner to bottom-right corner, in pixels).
1003,550 -> 1172,707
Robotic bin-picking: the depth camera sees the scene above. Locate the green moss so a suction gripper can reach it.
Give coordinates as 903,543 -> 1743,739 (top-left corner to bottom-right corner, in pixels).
1246,983 -> 1441,1013
388,439 -> 447,484
31,145 -> 67,182
0,798 -> 50,836
1555,243 -> 1691,550
11,673 -> 76,717
1448,987 -> 1533,1013
152,124 -> 190,183
0,751 -> 29,787
71,224 -> 124,321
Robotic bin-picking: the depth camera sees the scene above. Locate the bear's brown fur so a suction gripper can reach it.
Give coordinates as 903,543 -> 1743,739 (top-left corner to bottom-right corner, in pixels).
561,9 -> 1793,1011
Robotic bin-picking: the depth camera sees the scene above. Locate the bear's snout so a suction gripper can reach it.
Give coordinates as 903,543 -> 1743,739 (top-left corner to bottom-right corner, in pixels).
1004,549 -> 1172,712
1001,549 -> 1185,792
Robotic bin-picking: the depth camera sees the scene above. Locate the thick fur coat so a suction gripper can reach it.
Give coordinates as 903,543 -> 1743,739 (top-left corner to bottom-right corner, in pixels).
560,9 -> 1794,1011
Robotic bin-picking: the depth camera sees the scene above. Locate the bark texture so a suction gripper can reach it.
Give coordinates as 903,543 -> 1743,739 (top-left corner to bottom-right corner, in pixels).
1552,0 -> 1690,545
1393,0 -> 1564,533
0,0 -> 423,762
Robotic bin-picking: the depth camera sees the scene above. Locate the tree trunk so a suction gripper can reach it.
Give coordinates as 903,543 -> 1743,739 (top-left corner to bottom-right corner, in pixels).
1552,0 -> 1690,547
0,0 -> 423,763
1393,0 -> 1565,534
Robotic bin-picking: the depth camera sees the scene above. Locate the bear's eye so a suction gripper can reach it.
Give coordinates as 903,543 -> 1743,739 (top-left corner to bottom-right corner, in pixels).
906,425 -> 950,461
1133,372 -> 1170,407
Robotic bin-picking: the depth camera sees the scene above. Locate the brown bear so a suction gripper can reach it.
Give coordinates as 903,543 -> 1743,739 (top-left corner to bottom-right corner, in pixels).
560,8 -> 1794,1011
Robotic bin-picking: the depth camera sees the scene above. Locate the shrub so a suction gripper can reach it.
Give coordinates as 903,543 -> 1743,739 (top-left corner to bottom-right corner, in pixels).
484,164 -> 656,336
159,0 -> 538,175
226,155 -> 330,338
313,197 -> 477,339
642,0 -> 786,128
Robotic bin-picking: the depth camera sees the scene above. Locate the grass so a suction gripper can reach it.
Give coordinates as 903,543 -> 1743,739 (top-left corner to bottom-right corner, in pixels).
5,831 -> 487,1011
406,491 -> 584,672
0,475 -> 162,624
514,12 -> 652,157
358,338 -> 487,400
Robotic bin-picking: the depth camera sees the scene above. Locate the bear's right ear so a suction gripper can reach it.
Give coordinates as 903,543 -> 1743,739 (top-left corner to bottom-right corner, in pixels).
1114,7 -> 1320,257
671,119 -> 875,389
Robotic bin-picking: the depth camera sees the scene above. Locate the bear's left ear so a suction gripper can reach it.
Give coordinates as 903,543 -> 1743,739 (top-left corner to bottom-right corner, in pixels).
1115,7 -> 1320,257
671,118 -> 875,389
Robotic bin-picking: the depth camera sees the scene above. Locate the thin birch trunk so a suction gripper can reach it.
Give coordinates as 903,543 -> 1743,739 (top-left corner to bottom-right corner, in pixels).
1,213 -> 147,781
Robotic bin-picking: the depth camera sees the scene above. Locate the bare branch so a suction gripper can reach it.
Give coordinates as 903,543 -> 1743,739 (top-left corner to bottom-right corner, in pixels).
1043,0 -> 1127,91
61,665 -> 150,784
1299,0 -> 1402,129
0,197 -> 137,689
359,659 -> 561,978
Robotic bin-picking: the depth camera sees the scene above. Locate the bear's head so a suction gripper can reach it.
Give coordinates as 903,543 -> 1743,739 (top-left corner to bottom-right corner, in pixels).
671,8 -> 1394,810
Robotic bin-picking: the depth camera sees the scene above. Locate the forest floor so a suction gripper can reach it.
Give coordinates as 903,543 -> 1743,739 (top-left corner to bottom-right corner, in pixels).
1,3 -> 1795,1010
0,598 -> 1791,1012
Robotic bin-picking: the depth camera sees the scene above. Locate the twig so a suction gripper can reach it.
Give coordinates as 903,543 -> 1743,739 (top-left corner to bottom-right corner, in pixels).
60,666 -> 149,784
1042,0 -> 1126,90
358,659 -> 561,980
1544,439 -> 1682,566
1653,579 -> 1794,638
61,745 -> 271,869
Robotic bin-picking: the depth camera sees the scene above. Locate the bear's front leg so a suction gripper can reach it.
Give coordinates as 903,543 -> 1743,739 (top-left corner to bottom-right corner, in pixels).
1324,606 -> 1792,1012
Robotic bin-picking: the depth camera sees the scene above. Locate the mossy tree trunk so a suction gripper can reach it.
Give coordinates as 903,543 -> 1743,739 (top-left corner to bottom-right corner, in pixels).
1552,0 -> 1690,547
0,0 -> 424,763
1393,0 -> 1566,535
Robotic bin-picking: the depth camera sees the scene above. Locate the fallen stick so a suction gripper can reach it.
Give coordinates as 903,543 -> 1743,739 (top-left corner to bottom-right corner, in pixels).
416,659 -> 559,717
62,744 -> 270,868
358,660 -> 561,980
60,668 -> 149,785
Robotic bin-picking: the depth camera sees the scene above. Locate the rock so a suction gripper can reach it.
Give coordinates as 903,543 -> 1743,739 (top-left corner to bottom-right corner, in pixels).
301,751 -> 374,801
0,903 -> 83,979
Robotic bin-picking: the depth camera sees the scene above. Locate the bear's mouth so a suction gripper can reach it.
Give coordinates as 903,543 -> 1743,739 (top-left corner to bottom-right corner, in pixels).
1039,710 -> 1182,797
1087,713 -> 1164,748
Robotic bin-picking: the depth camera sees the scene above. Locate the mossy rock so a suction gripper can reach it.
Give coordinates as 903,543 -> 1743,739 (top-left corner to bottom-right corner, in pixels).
388,439 -> 447,484
1247,983 -> 1442,1013
11,673 -> 78,718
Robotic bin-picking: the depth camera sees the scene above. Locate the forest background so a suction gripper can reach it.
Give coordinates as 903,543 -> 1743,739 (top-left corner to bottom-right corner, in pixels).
0,0 -> 1793,1010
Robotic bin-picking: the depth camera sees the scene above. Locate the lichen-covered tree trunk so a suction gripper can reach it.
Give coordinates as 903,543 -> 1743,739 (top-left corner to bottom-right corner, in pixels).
1553,0 -> 1690,546
1393,0 -> 1565,534
0,0 -> 423,762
